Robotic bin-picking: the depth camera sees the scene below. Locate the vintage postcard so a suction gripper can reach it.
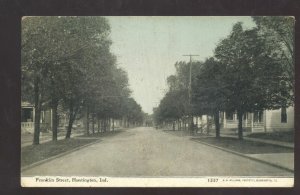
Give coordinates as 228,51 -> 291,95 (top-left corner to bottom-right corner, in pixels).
21,16 -> 294,187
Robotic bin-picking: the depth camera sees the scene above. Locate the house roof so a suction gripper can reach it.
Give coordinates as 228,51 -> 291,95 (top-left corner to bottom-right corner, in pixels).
21,101 -> 34,107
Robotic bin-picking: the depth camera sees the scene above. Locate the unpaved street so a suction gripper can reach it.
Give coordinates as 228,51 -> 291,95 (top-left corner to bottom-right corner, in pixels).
22,127 -> 292,176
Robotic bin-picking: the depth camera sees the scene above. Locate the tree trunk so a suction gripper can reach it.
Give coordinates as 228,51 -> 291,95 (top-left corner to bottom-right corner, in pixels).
108,118 -> 111,131
112,118 -> 115,131
207,116 -> 210,135
65,116 -> 73,139
172,121 -> 175,131
180,119 -> 182,130
101,119 -> 104,132
200,116 -> 203,134
237,110 -> 244,140
33,77 -> 41,145
51,100 -> 59,141
86,106 -> 89,135
65,102 -> 74,139
214,110 -> 220,138
107,118 -> 110,131
97,117 -> 100,133
196,117 -> 198,132
189,116 -> 194,132
106,118 -> 108,132
92,113 -> 95,134
33,105 -> 41,145
103,118 -> 107,132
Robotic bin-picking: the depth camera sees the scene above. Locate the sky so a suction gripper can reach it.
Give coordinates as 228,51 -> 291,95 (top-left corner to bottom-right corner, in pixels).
106,16 -> 256,114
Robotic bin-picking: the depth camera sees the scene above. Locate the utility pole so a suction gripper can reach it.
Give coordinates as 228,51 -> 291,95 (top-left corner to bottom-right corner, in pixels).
183,54 -> 199,132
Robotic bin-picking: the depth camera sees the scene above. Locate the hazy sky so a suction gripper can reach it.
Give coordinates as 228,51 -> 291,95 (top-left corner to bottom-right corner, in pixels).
107,16 -> 255,114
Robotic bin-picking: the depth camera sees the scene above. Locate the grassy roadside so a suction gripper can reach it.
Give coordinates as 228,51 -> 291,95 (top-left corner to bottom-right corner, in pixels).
246,131 -> 294,143
21,138 -> 99,167
191,137 -> 294,154
163,128 -> 294,143
21,130 -> 124,168
163,130 -> 294,154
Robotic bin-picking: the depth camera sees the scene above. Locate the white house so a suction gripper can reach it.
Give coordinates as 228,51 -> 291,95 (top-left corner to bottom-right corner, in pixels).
21,101 -> 53,134
221,106 -> 294,132
190,106 -> 294,133
21,101 -> 35,133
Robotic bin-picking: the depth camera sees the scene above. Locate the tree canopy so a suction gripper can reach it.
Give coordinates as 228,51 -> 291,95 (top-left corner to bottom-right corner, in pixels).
156,17 -> 294,140
22,16 -> 144,144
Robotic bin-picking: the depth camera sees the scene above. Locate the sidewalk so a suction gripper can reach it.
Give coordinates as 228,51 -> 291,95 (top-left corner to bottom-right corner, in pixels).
163,130 -> 294,172
21,129 -> 124,170
202,134 -> 294,172
247,153 -> 294,171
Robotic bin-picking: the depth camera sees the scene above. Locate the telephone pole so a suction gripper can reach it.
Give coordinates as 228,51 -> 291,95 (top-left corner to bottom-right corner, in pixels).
183,54 -> 199,132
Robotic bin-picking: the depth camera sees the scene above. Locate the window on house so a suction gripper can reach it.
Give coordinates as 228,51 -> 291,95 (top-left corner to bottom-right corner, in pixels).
281,107 -> 287,123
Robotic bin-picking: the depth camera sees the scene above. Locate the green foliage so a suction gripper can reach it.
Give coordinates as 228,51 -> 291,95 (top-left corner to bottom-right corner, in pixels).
214,22 -> 289,113
193,57 -> 228,114
22,17 -> 144,143
157,90 -> 187,122
212,21 -> 292,139
155,60 -> 204,124
156,17 -> 293,139
123,98 -> 144,125
252,16 -> 294,102
22,16 -> 113,108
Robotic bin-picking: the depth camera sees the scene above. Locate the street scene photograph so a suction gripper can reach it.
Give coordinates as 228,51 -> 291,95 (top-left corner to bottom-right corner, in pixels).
21,16 -> 294,187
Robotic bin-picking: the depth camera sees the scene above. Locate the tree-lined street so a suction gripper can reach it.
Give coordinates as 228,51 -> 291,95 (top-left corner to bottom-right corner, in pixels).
22,127 -> 292,176
22,17 -> 144,145
154,17 -> 294,140
21,16 -> 294,181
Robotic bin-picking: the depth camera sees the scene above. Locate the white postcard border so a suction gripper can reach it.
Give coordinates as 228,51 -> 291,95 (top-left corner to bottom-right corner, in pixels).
21,176 -> 294,187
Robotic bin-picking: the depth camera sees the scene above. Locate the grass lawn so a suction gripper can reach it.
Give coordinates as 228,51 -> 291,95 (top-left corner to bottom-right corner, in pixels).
247,131 -> 294,143
22,130 -> 125,168
21,138 -> 99,167
191,137 -> 294,154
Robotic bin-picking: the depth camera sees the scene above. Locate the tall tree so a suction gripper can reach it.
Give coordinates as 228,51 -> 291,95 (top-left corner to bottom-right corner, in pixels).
22,17 -> 58,144
62,17 -> 113,139
22,17 -> 114,143
214,22 -> 289,140
157,90 -> 187,130
252,16 -> 295,102
193,57 -> 228,138
156,61 -> 203,131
